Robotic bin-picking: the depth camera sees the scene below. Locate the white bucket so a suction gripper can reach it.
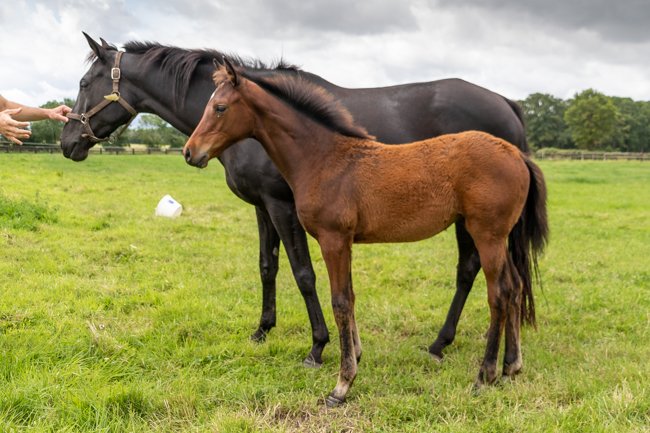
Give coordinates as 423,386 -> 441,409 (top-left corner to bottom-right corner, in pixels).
155,194 -> 183,218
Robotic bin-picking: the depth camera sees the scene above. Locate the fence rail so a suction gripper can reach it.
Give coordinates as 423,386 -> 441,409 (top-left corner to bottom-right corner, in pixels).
1,143 -> 647,161
534,150 -> 648,161
0,143 -> 183,155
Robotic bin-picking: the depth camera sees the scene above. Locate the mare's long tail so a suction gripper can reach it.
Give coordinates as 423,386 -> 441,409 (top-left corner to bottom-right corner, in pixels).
508,155 -> 549,326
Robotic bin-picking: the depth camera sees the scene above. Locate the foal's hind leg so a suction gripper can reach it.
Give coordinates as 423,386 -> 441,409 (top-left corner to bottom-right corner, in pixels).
472,237 -> 509,387
266,200 -> 330,367
251,207 -> 281,343
502,256 -> 523,378
429,221 -> 481,360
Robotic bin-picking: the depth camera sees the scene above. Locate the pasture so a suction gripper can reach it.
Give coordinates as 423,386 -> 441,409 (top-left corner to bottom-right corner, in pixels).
0,154 -> 648,432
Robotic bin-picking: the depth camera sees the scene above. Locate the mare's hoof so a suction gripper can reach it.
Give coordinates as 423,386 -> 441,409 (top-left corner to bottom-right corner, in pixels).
250,329 -> 267,343
427,344 -> 444,362
303,354 -> 323,369
325,394 -> 345,408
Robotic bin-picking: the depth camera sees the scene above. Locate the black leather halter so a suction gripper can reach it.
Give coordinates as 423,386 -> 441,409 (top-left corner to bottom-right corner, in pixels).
67,51 -> 137,143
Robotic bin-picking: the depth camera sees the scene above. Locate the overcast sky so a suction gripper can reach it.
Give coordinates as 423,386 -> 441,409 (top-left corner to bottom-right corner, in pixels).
1,0 -> 649,107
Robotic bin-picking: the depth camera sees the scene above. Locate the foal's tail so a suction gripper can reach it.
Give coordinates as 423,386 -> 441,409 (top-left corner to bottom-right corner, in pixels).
508,155 -> 549,326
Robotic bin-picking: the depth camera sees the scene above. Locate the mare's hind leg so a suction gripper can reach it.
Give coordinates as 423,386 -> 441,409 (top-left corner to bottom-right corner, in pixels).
251,207 -> 280,343
472,237 -> 509,387
266,199 -> 330,367
429,220 -> 481,360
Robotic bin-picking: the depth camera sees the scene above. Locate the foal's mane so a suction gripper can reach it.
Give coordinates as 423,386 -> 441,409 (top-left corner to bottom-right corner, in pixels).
238,69 -> 372,139
88,41 -> 298,108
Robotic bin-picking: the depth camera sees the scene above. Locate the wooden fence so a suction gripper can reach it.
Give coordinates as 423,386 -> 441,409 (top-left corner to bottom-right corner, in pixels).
0,143 -> 182,155
1,143 -> 647,161
534,150 -> 648,161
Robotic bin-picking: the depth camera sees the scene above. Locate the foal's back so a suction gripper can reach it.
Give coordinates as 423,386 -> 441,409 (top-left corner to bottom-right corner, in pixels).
299,131 -> 529,244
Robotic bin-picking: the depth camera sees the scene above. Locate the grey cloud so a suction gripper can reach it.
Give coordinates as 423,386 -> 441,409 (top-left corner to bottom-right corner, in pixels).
433,0 -> 650,43
144,0 -> 417,37
258,0 -> 418,35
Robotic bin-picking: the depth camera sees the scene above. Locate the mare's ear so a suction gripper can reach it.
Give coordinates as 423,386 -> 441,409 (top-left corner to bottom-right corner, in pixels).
222,56 -> 239,87
99,37 -> 111,49
83,31 -> 106,62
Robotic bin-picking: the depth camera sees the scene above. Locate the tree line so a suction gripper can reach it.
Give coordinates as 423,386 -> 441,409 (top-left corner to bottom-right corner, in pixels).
521,89 -> 649,151
9,89 -> 650,152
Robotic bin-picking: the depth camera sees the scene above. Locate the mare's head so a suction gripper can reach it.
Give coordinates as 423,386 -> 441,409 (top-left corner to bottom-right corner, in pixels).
183,58 -> 255,168
61,33 -> 138,161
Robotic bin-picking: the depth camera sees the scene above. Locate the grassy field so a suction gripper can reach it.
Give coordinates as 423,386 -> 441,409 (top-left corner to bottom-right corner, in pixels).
0,154 -> 648,432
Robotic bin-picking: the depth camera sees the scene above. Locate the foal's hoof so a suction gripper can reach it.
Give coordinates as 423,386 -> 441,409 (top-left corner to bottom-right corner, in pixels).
474,365 -> 498,391
429,352 -> 443,363
303,353 -> 323,369
325,394 -> 345,408
250,328 -> 267,343
502,361 -> 523,378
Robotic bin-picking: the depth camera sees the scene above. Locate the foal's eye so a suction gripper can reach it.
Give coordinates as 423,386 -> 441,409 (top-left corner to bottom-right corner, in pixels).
215,104 -> 228,115
80,80 -> 89,89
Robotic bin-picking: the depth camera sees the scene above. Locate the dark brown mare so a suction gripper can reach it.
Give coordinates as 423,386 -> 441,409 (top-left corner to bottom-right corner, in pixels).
182,61 -> 548,406
61,33 -> 531,368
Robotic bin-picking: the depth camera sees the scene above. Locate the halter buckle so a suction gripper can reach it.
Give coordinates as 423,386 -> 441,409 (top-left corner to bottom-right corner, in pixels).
111,67 -> 121,80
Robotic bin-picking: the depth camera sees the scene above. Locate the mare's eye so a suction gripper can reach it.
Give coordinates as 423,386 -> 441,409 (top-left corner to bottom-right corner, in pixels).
215,104 -> 228,115
80,80 -> 89,89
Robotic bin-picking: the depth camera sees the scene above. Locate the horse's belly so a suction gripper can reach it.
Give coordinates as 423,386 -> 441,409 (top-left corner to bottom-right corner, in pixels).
354,206 -> 456,243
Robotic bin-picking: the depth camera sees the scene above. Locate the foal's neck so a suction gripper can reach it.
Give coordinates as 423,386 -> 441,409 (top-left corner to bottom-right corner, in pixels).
245,83 -> 345,188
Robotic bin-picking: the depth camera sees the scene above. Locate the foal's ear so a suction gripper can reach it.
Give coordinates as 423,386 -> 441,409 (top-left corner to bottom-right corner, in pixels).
99,37 -> 111,49
83,31 -> 106,62
222,56 -> 239,87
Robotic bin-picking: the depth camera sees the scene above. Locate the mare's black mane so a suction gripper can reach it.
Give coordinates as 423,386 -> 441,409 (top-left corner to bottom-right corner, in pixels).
89,41 -> 369,138
88,41 -> 298,108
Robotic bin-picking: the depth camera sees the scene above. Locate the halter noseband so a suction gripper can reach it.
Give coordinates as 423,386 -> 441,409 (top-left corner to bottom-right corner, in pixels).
67,51 -> 138,143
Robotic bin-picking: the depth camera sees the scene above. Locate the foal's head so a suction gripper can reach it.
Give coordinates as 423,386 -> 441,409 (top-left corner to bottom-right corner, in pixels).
183,58 -> 254,168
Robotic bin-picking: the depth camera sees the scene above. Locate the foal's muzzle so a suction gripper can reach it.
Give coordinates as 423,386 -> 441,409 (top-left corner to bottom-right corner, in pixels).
183,147 -> 209,168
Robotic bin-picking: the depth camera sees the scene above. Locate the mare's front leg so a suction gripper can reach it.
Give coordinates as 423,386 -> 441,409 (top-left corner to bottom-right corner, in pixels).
251,207 -> 280,343
318,233 -> 357,407
265,199 -> 329,367
429,221 -> 481,360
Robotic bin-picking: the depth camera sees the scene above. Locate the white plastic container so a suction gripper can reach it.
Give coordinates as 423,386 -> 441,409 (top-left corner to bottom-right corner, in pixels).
155,194 -> 183,218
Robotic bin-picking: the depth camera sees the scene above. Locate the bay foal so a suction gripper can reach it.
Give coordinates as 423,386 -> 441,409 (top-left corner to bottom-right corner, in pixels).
183,60 -> 548,406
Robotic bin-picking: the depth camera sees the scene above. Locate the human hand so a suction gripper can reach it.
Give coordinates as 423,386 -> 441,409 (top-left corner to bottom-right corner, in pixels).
0,108 -> 31,145
47,105 -> 72,122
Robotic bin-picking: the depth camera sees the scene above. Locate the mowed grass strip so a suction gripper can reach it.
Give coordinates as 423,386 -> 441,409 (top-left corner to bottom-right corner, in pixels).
0,154 -> 648,432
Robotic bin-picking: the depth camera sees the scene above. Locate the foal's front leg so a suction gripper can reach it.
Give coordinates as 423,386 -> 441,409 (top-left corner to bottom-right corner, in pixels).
318,233 -> 357,407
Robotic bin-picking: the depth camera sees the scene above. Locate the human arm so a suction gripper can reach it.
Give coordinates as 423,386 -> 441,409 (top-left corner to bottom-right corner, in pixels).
0,95 -> 72,144
0,95 -> 71,122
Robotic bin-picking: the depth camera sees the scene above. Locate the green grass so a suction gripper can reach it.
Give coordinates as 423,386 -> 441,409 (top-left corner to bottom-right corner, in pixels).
0,155 -> 648,432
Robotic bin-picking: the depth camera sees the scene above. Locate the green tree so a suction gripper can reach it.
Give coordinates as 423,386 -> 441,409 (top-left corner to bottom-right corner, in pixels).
564,89 -> 619,150
29,98 -> 75,144
126,114 -> 187,147
521,93 -> 572,149
610,97 -> 650,152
